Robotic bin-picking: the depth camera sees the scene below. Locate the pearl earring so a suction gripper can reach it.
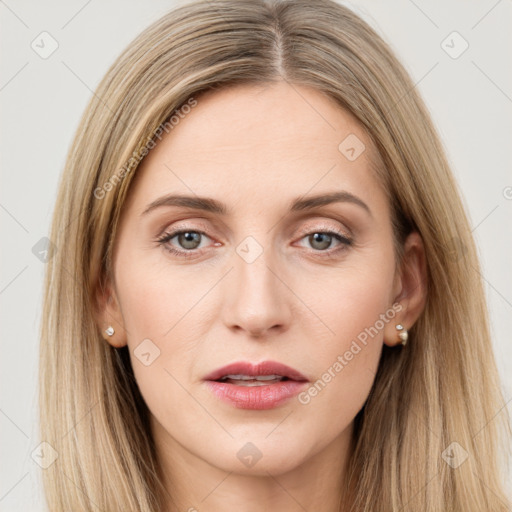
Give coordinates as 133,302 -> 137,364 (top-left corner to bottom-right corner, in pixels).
396,324 -> 408,346
105,326 -> 115,337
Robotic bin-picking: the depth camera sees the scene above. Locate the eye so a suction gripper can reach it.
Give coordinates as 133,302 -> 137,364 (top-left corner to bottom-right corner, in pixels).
156,227 -> 353,259
296,229 -> 353,255
157,229 -> 214,258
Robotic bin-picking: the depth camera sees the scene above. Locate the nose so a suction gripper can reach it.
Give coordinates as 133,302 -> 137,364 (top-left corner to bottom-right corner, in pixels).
221,245 -> 292,338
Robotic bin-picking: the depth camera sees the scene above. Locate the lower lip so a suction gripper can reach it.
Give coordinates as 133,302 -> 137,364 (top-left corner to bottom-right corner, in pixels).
205,380 -> 308,410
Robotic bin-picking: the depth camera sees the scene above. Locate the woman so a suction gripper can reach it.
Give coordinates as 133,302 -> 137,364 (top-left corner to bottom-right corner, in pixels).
39,0 -> 511,510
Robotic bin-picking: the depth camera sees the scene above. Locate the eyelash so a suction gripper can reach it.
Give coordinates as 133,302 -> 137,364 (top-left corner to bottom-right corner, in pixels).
156,227 -> 353,260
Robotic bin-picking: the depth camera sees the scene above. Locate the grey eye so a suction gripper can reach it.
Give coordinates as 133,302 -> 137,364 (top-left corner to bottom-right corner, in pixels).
307,233 -> 335,250
176,231 -> 202,250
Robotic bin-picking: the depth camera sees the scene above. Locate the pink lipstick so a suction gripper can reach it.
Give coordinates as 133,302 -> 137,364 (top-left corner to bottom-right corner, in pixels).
203,361 -> 309,410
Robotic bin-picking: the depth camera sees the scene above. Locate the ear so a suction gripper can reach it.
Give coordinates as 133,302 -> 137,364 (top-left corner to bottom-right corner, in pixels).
93,275 -> 127,348
384,231 -> 428,347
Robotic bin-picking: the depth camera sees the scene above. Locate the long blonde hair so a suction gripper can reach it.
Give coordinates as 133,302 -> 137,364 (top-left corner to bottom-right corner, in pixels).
39,0 -> 511,510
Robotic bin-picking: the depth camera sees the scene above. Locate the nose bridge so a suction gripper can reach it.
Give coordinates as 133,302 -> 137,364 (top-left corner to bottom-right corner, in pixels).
222,233 -> 291,336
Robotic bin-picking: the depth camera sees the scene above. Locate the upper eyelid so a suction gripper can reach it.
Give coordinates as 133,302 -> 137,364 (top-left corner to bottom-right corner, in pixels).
158,224 -> 350,240
157,228 -> 211,243
295,222 -> 352,238
158,216 -> 351,236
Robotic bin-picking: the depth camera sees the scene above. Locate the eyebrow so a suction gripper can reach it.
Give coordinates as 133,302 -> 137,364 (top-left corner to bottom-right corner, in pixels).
141,191 -> 372,217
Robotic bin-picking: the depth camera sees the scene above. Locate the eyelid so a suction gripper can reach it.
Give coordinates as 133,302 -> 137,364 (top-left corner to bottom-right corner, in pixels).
156,219 -> 350,242
294,219 -> 353,241
156,218 -> 211,238
156,228 -> 214,247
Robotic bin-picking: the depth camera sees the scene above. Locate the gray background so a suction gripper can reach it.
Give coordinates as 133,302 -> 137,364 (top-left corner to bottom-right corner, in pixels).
1,0 -> 511,509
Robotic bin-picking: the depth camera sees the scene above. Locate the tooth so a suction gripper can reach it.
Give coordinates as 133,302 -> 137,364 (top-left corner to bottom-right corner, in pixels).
222,374 -> 284,381
233,380 -> 281,387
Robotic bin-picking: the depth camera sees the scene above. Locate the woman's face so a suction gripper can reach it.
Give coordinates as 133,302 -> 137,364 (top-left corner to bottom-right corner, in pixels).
104,81 -> 412,477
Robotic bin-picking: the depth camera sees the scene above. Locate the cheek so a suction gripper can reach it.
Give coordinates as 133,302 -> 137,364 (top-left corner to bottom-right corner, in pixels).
113,252 -> 211,397
297,249 -> 396,346
293,254 -> 395,427
115,249 -> 208,340
116,266 -> 206,436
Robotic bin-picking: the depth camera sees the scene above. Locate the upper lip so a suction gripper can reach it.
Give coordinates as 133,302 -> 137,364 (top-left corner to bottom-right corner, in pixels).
204,360 -> 309,382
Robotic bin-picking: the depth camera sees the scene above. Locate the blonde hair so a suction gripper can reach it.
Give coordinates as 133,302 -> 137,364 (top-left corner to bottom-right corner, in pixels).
39,0 -> 511,510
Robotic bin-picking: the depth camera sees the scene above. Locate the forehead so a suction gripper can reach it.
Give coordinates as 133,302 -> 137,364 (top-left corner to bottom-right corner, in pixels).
159,82 -> 367,162
127,81 -> 387,216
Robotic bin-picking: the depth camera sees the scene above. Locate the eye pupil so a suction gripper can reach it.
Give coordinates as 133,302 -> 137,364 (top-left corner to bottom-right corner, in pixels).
309,233 -> 332,250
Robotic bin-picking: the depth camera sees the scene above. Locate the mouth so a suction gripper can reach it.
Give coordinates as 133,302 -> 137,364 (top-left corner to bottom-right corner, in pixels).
216,374 -> 292,386
204,360 -> 309,382
203,361 -> 309,410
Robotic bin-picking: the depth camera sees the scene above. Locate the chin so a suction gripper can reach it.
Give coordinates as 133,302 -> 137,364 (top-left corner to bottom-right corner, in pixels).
199,432 -> 315,476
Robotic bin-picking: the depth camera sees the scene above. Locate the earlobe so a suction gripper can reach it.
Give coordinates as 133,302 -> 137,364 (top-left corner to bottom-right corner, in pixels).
94,279 -> 128,348
384,231 -> 428,347
383,321 -> 410,348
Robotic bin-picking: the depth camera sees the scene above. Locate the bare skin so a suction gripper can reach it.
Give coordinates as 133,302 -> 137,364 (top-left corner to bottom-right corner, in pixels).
96,81 -> 427,512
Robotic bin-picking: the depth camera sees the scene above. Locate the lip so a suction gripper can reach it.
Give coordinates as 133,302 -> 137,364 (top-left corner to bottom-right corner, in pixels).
203,360 -> 309,410
203,360 -> 309,382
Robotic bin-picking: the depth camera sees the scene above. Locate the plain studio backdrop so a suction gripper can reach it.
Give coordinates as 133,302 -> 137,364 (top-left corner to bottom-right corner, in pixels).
1,0 -> 511,509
